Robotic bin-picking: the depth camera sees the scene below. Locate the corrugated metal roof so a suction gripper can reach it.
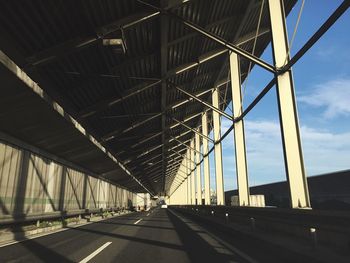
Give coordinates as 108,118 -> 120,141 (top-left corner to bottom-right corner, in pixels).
0,0 -> 296,194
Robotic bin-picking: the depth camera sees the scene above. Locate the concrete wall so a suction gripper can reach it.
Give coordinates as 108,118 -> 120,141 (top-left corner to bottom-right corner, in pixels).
225,170 -> 350,209
0,139 -> 135,219
231,195 -> 265,207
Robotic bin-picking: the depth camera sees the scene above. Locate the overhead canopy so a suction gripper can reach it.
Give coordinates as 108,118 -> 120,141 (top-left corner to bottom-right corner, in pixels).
0,0 -> 296,195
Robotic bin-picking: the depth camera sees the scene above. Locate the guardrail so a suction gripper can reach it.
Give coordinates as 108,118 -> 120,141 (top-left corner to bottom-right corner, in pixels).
0,206 -> 131,226
171,205 -> 350,252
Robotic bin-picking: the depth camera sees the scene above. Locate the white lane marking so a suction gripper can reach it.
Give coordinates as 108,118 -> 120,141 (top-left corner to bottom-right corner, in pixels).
79,242 -> 112,263
134,219 -> 142,224
146,213 -> 150,216
168,209 -> 258,263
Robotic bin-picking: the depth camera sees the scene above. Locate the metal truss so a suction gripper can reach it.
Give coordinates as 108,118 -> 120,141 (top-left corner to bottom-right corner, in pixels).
172,118 -> 214,143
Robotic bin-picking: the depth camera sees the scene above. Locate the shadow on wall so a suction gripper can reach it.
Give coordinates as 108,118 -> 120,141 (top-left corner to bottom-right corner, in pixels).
0,139 -> 134,222
0,147 -> 73,262
128,198 -> 133,208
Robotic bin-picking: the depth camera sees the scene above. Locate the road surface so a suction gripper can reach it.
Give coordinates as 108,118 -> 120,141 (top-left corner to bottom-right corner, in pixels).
0,207 -> 319,263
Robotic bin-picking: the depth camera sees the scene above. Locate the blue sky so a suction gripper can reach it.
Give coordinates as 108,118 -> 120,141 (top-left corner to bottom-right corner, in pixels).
207,0 -> 350,191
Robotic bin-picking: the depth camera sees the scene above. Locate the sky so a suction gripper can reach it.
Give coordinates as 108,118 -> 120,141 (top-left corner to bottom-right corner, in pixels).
206,0 -> 350,192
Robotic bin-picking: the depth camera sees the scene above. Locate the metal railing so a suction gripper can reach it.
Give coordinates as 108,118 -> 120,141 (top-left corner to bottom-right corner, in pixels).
0,206 -> 131,226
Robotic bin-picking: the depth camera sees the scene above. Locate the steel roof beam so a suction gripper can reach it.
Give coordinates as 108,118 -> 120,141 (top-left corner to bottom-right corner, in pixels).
167,143 -> 186,152
165,11 -> 276,73
169,149 -> 196,165
168,16 -> 241,47
169,169 -> 186,179
100,112 -> 161,119
25,11 -> 160,67
143,164 -> 163,175
102,112 -> 162,142
170,136 -> 201,155
140,153 -> 163,166
172,117 -> 214,143
168,175 -> 185,185
143,159 -> 164,170
165,165 -> 181,176
170,176 -> 183,185
125,144 -> 163,163
166,163 -> 183,174
167,152 -> 184,161
169,138 -> 191,149
164,4 -> 269,138
130,132 -> 163,149
79,22 -> 264,119
209,0 -> 260,116
127,139 -> 188,168
281,0 -> 350,73
0,50 -> 154,196
167,157 -> 183,168
160,7 -> 170,193
169,111 -> 202,129
174,85 -> 233,121
80,69 -> 216,119
169,129 -> 192,142
169,88 -> 213,109
167,26 -> 270,75
80,80 -> 161,118
168,77 -> 230,111
167,161 -> 188,175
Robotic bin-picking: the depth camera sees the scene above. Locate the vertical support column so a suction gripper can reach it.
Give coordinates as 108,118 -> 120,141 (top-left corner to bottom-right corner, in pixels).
268,0 -> 310,208
182,180 -> 186,204
186,149 -> 191,204
212,88 -> 225,205
185,180 -> 187,205
230,52 -> 250,206
202,112 -> 211,205
183,177 -> 185,204
45,161 -> 56,213
195,132 -> 202,205
120,188 -> 124,208
190,140 -> 196,205
186,177 -> 189,205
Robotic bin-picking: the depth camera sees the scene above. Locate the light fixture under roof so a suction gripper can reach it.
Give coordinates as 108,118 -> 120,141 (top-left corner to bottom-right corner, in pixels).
102,38 -> 126,54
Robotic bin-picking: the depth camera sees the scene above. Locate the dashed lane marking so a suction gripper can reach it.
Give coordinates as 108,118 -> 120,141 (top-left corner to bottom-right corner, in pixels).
134,219 -> 142,224
79,242 -> 112,263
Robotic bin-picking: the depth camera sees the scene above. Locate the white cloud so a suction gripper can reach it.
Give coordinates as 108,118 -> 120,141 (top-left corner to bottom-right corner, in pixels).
221,118 -> 350,189
299,78 -> 350,118
300,125 -> 350,174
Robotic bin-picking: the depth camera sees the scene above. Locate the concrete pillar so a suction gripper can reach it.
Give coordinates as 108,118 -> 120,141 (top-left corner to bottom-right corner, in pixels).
212,88 -> 225,205
202,112 -> 211,205
268,0 -> 310,208
230,52 -> 250,206
195,132 -> 202,205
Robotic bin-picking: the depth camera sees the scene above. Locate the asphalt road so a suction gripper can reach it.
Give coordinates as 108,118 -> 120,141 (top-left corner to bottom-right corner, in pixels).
0,207 -> 322,263
0,207 -> 255,263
